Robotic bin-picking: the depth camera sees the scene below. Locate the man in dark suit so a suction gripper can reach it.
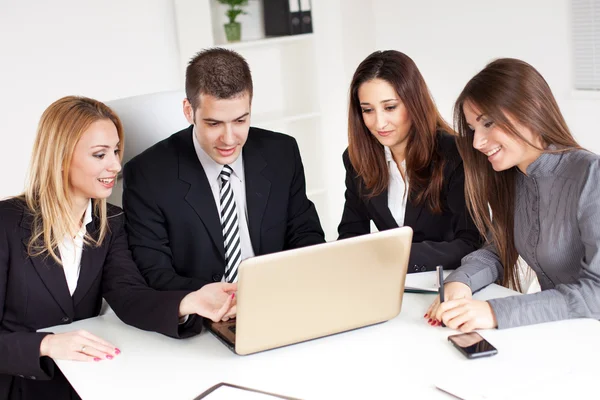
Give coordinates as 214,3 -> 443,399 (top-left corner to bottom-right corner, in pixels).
122,48 -> 325,293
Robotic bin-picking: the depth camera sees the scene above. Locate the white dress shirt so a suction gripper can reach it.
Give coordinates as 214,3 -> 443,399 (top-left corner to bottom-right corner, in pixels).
192,128 -> 256,269
385,146 -> 408,226
58,200 -> 93,296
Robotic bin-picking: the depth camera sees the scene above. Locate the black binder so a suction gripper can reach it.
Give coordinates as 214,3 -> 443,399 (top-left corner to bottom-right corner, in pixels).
299,0 -> 313,33
263,0 -> 302,36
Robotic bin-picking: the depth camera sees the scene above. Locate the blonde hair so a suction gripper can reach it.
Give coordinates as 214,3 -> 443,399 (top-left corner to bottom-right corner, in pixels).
23,96 -> 124,264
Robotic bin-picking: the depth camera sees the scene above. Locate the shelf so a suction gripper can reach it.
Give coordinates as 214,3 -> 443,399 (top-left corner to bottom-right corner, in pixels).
218,33 -> 314,51
252,110 -> 320,127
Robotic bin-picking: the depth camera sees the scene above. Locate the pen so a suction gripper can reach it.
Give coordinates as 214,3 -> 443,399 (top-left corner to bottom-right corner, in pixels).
436,265 -> 445,327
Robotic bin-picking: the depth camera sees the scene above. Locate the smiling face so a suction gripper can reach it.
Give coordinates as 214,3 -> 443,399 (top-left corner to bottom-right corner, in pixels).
68,119 -> 121,203
358,78 -> 412,158
463,101 -> 543,173
183,92 -> 251,165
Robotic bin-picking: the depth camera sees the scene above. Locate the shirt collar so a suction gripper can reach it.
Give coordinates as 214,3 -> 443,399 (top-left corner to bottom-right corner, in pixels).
83,200 -> 93,226
192,126 -> 245,184
384,146 -> 394,163
524,144 -> 563,178
384,146 -> 406,169
76,200 -> 93,237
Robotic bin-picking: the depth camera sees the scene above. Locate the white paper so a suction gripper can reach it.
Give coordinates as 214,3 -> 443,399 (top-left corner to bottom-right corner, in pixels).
404,270 -> 450,292
299,0 -> 311,11
288,0 -> 299,13
435,366 -> 596,399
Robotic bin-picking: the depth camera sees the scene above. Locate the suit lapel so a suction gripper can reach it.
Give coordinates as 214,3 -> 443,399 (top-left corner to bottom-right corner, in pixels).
369,188 -> 423,229
404,195 -> 423,229
177,127 -> 225,261
369,189 -> 398,228
72,218 -> 104,307
243,133 -> 270,254
20,213 -> 74,317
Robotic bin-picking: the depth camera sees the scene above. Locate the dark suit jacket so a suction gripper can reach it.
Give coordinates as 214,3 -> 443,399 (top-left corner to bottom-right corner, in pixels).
0,198 -> 203,400
122,125 -> 325,291
338,133 -> 482,272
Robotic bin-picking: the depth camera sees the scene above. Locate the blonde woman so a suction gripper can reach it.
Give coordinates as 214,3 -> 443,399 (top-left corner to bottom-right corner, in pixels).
0,96 -> 236,400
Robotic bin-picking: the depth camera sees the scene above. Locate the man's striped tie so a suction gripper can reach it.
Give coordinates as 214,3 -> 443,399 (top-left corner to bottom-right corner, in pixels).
219,165 -> 241,283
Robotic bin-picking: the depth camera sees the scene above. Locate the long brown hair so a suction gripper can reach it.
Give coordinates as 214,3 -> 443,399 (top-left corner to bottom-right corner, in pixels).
23,96 -> 124,265
454,58 -> 581,291
348,50 -> 452,213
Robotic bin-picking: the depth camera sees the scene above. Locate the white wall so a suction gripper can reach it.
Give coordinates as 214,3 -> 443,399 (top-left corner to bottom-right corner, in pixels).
0,0 -> 182,199
312,0 -> 377,237
2,0 -> 598,233
371,0 -> 600,153
569,93 -> 600,152
0,0 -> 368,238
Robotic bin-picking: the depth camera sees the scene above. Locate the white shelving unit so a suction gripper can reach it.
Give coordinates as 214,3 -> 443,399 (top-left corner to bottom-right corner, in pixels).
219,33 -> 315,51
173,0 -> 334,239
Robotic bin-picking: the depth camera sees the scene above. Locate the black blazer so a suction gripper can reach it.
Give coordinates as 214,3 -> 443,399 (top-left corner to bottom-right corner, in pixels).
122,126 -> 325,291
0,199 -> 203,400
338,133 -> 482,272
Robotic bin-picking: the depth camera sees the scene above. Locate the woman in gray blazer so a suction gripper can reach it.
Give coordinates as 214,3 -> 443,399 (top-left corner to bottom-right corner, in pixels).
425,58 -> 600,330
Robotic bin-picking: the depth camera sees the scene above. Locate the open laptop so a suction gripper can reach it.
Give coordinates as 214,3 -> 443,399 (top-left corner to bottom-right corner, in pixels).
206,226 -> 413,355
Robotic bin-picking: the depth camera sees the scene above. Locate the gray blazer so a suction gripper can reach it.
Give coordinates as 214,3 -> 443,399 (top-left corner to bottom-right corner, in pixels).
446,148 -> 600,328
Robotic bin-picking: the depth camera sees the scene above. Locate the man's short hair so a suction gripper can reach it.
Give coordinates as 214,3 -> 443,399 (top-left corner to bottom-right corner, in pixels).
185,47 -> 253,110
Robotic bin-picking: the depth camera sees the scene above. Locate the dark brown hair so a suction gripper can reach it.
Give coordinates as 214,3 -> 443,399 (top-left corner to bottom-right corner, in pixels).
185,47 -> 253,109
348,50 -> 452,213
454,58 -> 581,291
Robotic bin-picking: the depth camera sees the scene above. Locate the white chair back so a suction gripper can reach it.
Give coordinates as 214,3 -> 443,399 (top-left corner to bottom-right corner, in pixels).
106,90 -> 188,206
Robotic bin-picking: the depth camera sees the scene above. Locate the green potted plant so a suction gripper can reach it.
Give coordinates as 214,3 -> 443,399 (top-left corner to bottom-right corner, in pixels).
217,0 -> 248,43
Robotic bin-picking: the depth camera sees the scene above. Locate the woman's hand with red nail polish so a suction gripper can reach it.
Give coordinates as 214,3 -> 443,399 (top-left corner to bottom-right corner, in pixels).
436,299 -> 498,332
40,330 -> 119,362
424,282 -> 472,321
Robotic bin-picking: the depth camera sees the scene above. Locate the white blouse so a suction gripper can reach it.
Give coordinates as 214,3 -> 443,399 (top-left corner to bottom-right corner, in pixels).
58,200 -> 93,296
385,146 -> 408,226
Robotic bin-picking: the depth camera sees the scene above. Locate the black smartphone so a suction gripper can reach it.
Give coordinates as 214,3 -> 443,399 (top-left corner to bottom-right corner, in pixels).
448,332 -> 498,359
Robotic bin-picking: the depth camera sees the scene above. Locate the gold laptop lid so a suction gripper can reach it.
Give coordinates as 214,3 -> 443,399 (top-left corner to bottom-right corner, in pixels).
235,227 -> 412,355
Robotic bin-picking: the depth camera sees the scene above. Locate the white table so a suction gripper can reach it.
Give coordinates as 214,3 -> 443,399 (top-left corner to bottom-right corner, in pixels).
42,285 -> 600,400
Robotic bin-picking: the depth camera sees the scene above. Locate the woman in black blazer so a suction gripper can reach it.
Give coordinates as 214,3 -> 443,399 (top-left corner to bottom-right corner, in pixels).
0,96 -> 236,400
338,51 -> 482,272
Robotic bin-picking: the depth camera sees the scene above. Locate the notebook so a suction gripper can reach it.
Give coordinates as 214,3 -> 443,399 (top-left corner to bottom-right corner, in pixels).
404,270 -> 451,293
